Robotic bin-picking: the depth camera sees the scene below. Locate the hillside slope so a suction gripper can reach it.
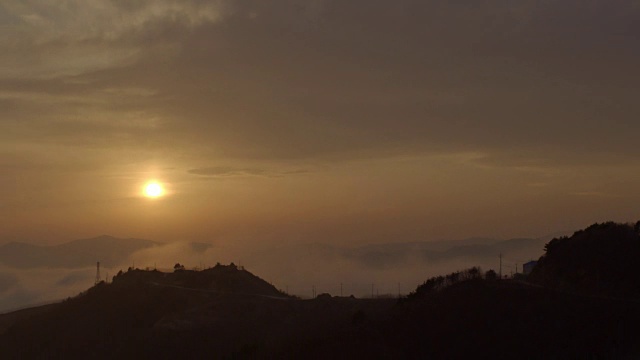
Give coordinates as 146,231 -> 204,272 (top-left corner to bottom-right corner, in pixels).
0,264 -> 395,359
4,275 -> 640,359
3,222 -> 640,358
529,221 -> 640,298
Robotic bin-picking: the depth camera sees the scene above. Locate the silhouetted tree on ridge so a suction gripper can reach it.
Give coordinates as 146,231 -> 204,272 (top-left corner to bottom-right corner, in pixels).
529,221 -> 640,298
407,267 -> 484,299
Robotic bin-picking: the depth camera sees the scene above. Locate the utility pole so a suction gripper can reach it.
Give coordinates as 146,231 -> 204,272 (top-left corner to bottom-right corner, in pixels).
499,253 -> 502,279
371,283 -> 374,298
340,283 -> 343,297
95,261 -> 101,285
398,282 -> 401,298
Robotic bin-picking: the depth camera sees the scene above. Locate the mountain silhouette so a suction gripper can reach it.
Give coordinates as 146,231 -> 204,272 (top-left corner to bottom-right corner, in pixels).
342,237 -> 546,269
3,224 -> 639,358
3,248 -> 640,359
3,262 -> 640,358
0,235 -> 159,269
529,221 -> 640,298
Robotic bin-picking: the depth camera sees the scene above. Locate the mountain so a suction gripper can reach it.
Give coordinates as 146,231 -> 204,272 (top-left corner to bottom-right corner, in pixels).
236,236 -> 547,272
0,264 -> 395,358
0,234 -> 548,314
529,221 -> 640,298
2,263 -> 640,358
393,278 -> 640,358
221,236 -> 548,299
0,235 -> 160,269
3,224 -> 640,357
0,234 -> 546,272
342,237 -> 547,269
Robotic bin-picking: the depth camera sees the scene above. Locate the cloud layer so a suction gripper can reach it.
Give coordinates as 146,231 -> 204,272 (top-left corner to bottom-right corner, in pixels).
2,0 -> 640,253
3,0 -> 639,162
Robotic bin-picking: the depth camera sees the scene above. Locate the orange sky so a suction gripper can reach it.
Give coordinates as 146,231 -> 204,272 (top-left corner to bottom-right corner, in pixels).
2,0 -> 640,246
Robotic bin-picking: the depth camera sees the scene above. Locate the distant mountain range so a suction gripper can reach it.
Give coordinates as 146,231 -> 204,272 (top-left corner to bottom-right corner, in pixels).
237,236 -> 549,275
0,235 -> 549,272
3,223 -> 638,358
0,235 -> 160,269
2,241 -> 640,358
342,237 -> 547,269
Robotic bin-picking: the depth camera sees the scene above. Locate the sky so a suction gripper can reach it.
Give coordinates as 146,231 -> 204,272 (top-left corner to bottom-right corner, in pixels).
2,0 -> 640,248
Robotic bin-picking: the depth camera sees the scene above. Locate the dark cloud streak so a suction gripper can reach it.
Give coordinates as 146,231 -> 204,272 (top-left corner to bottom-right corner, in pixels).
188,166 -> 309,178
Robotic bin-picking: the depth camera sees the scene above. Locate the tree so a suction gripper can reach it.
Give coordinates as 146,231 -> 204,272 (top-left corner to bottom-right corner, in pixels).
174,263 -> 185,271
466,267 -> 481,279
485,269 -> 498,280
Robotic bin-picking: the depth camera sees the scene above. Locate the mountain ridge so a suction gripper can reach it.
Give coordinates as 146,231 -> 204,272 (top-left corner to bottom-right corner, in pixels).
0,235 -> 160,269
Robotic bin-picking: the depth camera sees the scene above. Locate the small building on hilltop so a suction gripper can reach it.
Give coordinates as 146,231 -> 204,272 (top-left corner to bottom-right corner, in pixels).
523,260 -> 538,275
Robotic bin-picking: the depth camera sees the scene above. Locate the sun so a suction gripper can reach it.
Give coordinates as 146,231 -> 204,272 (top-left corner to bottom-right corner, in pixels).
144,182 -> 164,198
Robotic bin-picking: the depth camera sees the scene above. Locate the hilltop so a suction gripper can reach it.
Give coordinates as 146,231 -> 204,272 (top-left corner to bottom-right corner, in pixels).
2,221 -> 640,358
391,277 -> 640,359
3,265 -> 640,359
529,221 -> 640,298
111,263 -> 288,300
0,264 -> 395,358
0,233 -> 549,314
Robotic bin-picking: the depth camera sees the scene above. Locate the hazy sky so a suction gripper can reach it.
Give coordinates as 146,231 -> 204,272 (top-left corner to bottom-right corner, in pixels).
2,0 -> 640,246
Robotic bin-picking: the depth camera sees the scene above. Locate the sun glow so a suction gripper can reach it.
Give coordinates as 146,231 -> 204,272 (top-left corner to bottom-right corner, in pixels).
144,182 -> 164,198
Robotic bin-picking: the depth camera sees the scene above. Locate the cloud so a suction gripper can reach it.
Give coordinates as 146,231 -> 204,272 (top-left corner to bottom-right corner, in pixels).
188,166 -> 267,177
569,191 -> 618,198
0,0 -> 226,79
0,273 -> 18,293
56,271 -> 92,287
140,0 -> 639,164
187,166 -> 309,178
2,0 -> 640,247
2,0 -> 639,166
121,237 -> 547,298
0,266 -> 98,313
2,0 -> 224,42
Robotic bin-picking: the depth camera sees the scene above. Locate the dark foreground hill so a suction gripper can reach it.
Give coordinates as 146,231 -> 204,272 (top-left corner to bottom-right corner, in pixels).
529,221 -> 640,298
2,265 -> 640,358
395,279 -> 640,359
0,264 -> 396,358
